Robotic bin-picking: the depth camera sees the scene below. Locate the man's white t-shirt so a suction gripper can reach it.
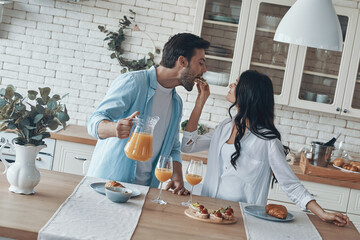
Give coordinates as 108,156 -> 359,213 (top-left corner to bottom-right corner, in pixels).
134,82 -> 173,186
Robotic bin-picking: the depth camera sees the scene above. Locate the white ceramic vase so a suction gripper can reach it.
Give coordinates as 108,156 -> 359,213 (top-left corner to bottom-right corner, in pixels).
0,142 -> 45,194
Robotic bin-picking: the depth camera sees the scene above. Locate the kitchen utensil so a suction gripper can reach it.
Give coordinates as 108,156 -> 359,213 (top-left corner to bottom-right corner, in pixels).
310,141 -> 334,167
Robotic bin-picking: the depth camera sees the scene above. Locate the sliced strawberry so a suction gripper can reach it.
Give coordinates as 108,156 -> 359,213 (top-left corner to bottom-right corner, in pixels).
198,205 -> 204,210
201,208 -> 208,214
215,212 -> 222,218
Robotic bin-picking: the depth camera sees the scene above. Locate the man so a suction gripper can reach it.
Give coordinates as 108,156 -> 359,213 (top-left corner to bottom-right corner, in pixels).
87,33 -> 209,195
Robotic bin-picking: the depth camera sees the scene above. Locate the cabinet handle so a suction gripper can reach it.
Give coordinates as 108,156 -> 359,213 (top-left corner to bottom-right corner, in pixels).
343,109 -> 348,113
75,157 -> 87,161
336,107 -> 341,112
36,157 -> 41,161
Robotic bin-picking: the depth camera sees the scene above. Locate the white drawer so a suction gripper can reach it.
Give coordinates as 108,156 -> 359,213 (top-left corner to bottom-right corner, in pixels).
348,214 -> 360,234
348,189 -> 360,215
268,181 -> 350,212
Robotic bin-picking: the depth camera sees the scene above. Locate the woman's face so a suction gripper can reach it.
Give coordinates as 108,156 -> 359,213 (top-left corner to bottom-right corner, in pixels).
226,77 -> 239,104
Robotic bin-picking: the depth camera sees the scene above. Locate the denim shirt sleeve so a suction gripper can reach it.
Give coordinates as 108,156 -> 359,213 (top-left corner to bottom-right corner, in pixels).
88,74 -> 139,139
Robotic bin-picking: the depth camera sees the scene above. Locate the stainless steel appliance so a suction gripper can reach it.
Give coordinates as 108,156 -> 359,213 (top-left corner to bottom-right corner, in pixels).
0,132 -> 55,170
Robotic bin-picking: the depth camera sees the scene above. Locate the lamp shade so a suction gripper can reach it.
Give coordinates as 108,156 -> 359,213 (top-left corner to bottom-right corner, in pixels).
274,0 -> 343,51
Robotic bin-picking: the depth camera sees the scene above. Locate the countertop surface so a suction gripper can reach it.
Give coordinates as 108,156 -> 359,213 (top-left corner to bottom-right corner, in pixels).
50,125 -> 360,190
0,166 -> 358,240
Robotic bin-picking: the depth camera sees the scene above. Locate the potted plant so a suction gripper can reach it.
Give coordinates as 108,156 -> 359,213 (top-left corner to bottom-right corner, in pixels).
98,10 -> 160,74
0,85 -> 70,194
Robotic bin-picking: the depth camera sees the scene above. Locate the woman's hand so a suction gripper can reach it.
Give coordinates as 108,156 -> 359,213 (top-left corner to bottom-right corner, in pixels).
306,200 -> 349,227
195,78 -> 210,106
319,211 -> 349,227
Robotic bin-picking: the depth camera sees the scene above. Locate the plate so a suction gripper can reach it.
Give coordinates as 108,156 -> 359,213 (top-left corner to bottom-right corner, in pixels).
208,15 -> 238,24
244,205 -> 295,222
333,164 -> 360,174
184,208 -> 237,224
90,182 -> 141,197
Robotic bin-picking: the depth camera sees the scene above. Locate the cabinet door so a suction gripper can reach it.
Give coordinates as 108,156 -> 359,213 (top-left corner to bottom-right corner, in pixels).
348,214 -> 360,233
193,0 -> 251,95
289,7 -> 358,114
342,13 -> 360,118
241,0 -> 297,105
53,140 -> 95,175
348,189 -> 360,215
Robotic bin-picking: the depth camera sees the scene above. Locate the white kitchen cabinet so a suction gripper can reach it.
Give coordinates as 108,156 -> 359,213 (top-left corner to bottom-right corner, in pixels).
348,189 -> 360,215
53,140 -> 94,175
268,180 -> 350,213
348,214 -> 360,233
194,0 -> 360,117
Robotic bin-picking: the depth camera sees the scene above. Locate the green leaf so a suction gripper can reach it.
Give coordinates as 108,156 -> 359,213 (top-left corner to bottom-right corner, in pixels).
36,105 -> 45,114
57,111 -> 70,122
61,93 -> 69,99
47,99 -> 57,110
39,87 -> 51,98
25,125 -> 37,130
34,114 -> 44,123
14,92 -> 23,99
110,53 -> 116,59
15,104 -> 25,112
36,98 -> 46,105
121,68 -> 127,74
31,134 -> 43,141
0,88 -> 5,96
52,94 -> 61,100
0,99 -> 6,108
47,120 -> 59,130
4,86 -> 15,99
28,90 -> 38,100
42,132 -> 50,139
8,122 -> 17,130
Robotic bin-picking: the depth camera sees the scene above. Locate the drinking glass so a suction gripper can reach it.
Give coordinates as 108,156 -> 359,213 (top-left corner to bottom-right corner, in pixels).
182,159 -> 203,207
152,156 -> 173,205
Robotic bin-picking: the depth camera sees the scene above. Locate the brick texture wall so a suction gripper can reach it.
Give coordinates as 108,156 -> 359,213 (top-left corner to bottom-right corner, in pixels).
1,0 -> 360,157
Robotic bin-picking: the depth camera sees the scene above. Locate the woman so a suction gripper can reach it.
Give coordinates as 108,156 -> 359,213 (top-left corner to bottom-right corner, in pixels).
181,70 -> 348,226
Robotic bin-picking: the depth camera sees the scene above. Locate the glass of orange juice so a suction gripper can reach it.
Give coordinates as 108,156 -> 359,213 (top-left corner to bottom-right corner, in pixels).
152,156 -> 173,205
182,159 -> 203,207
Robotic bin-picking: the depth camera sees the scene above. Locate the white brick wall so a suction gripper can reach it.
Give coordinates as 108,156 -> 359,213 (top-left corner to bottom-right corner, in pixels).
1,0 -> 360,158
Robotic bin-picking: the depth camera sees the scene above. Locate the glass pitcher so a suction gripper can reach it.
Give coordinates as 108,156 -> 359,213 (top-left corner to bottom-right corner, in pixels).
124,116 -> 159,161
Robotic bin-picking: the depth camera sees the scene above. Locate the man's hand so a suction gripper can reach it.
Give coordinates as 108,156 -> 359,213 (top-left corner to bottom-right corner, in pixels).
115,111 -> 139,139
165,179 -> 189,195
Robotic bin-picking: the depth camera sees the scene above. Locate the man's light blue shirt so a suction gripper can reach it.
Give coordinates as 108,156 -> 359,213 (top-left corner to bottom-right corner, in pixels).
87,67 -> 183,188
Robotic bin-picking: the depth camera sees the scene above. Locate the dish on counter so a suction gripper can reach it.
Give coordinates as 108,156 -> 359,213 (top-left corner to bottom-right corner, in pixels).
90,182 -> 141,197
208,14 -> 239,24
244,205 -> 295,222
332,164 -> 360,174
184,203 -> 237,224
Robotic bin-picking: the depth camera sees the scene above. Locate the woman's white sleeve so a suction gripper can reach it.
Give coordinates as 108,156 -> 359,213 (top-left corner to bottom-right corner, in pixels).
268,139 -> 315,210
181,130 -> 213,153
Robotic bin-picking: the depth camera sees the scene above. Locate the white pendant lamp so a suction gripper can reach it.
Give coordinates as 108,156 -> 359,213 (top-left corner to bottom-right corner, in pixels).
274,0 -> 343,51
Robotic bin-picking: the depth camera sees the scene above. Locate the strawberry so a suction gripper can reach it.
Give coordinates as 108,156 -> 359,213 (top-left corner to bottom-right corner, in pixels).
215,212 -> 222,218
201,208 -> 208,214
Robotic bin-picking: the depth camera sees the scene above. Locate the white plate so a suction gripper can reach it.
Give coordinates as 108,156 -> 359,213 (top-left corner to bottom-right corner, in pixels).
332,164 -> 360,174
90,182 -> 141,197
244,205 -> 295,222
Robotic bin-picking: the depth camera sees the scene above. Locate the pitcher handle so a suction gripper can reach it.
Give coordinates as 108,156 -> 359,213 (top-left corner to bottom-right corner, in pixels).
0,140 -> 14,174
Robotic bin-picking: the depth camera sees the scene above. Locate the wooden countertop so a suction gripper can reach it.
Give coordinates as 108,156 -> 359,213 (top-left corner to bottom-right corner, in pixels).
50,125 -> 360,190
0,166 -> 358,240
50,124 -> 97,145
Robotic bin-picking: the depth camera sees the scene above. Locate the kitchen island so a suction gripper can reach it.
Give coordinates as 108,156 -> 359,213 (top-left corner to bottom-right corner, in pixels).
0,165 -> 359,240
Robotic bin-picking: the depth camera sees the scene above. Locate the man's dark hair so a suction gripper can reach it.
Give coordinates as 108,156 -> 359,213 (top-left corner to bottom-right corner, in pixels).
160,33 -> 210,68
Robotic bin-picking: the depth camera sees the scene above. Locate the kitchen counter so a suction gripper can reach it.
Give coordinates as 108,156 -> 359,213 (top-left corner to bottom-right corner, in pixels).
0,165 -> 358,240
50,125 -> 360,190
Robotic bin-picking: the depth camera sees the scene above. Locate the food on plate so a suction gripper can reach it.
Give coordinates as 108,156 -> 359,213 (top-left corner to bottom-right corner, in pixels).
195,208 -> 209,219
105,180 -> 125,189
223,207 -> 234,220
197,77 -> 207,83
342,163 -> 352,170
210,210 -> 223,222
189,202 -> 204,213
350,161 -> 360,168
349,166 -> 358,172
333,158 -> 345,167
265,204 -> 288,219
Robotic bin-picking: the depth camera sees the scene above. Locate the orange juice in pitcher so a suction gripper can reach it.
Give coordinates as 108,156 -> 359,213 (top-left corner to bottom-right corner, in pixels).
124,116 -> 159,161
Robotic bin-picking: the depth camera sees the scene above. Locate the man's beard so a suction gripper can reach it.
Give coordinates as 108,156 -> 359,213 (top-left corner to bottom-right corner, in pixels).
179,66 -> 197,91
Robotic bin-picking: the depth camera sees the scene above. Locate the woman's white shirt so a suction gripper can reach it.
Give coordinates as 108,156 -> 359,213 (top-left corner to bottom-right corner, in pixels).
181,118 -> 314,210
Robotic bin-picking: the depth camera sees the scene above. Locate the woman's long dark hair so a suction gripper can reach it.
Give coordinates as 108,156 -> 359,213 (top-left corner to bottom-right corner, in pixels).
228,70 -> 289,169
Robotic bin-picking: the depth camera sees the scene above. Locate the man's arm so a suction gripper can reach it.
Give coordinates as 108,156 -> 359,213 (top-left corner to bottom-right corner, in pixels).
97,112 -> 139,139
